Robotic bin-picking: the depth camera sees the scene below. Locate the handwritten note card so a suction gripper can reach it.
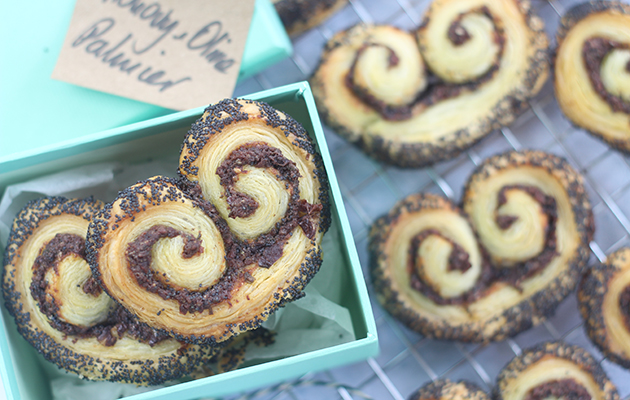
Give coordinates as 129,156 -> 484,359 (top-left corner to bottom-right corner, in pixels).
52,0 -> 256,110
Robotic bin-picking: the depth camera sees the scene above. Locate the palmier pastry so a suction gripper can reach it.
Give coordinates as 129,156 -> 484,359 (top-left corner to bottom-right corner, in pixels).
2,197 -> 214,385
273,0 -> 348,36
494,341 -> 619,400
88,99 -> 330,345
369,150 -> 593,342
579,247 -> 630,369
408,379 -> 489,400
555,1 -> 630,154
311,0 -> 549,168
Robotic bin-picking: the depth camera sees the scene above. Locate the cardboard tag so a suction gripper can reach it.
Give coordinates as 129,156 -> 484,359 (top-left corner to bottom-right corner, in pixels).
52,0 -> 256,111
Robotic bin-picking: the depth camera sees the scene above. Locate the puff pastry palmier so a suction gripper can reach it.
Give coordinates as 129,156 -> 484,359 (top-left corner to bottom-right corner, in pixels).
2,197 -> 214,385
89,99 -> 330,345
408,379 -> 489,400
494,342 -> 619,400
579,247 -> 630,369
370,151 -> 593,342
311,0 -> 549,168
555,1 -> 630,153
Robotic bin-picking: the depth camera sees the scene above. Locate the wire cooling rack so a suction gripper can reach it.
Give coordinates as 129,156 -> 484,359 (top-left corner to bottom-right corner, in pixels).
227,0 -> 630,399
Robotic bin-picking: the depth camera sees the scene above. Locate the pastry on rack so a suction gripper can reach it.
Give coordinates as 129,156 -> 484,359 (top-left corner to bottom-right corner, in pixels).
2,197 -> 215,385
311,0 -> 549,168
579,247 -> 630,369
88,99 -> 330,345
408,379 -> 489,400
370,150 -> 593,342
494,341 -> 619,400
273,0 -> 348,36
555,1 -> 630,154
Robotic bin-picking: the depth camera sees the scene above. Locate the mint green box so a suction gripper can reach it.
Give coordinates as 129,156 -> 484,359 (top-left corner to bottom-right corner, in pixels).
0,82 -> 379,400
0,0 -> 292,160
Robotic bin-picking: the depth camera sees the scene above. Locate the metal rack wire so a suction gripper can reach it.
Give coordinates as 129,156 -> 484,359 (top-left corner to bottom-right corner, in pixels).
229,0 -> 630,398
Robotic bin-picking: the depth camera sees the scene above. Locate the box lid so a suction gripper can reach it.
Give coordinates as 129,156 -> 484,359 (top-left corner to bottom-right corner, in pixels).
0,0 -> 291,162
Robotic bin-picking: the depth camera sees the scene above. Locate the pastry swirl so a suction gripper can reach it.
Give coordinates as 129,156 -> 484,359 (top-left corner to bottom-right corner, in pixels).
88,99 -> 330,345
494,342 -> 619,400
369,150 -> 593,342
408,379 -> 489,400
2,197 -> 214,385
555,1 -> 630,153
311,0 -> 549,168
579,247 -> 630,369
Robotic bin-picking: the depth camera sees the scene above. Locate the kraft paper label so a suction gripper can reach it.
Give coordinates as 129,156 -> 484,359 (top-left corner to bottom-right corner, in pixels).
52,0 -> 256,110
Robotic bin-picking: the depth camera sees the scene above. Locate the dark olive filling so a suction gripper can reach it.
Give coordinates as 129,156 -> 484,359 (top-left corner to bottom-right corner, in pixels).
345,6 -> 505,121
82,275 -> 102,296
582,37 -> 630,114
30,233 -> 169,346
620,285 -> 630,333
524,379 -> 591,400
409,185 -> 558,304
127,142 -> 322,315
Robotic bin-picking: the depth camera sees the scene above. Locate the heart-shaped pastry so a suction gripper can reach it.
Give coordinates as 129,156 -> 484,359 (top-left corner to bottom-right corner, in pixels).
369,150 -> 593,342
87,99 -> 331,345
311,0 -> 549,168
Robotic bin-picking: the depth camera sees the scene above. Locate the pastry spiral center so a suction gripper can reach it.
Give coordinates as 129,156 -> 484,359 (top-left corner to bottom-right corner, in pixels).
217,142 -> 298,221
344,27 -> 427,121
31,233 -> 113,329
524,379 -> 591,400
488,185 -> 559,286
350,42 -> 426,108
216,142 -> 322,244
492,185 -> 555,266
126,223 -> 239,315
583,37 -> 630,113
601,49 -> 630,102
30,233 -> 168,346
408,228 -> 485,302
128,225 -> 219,291
441,7 -> 503,83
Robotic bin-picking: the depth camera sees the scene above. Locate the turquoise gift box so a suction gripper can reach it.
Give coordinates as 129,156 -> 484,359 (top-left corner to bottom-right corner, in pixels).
0,82 -> 379,399
0,0 -> 292,161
